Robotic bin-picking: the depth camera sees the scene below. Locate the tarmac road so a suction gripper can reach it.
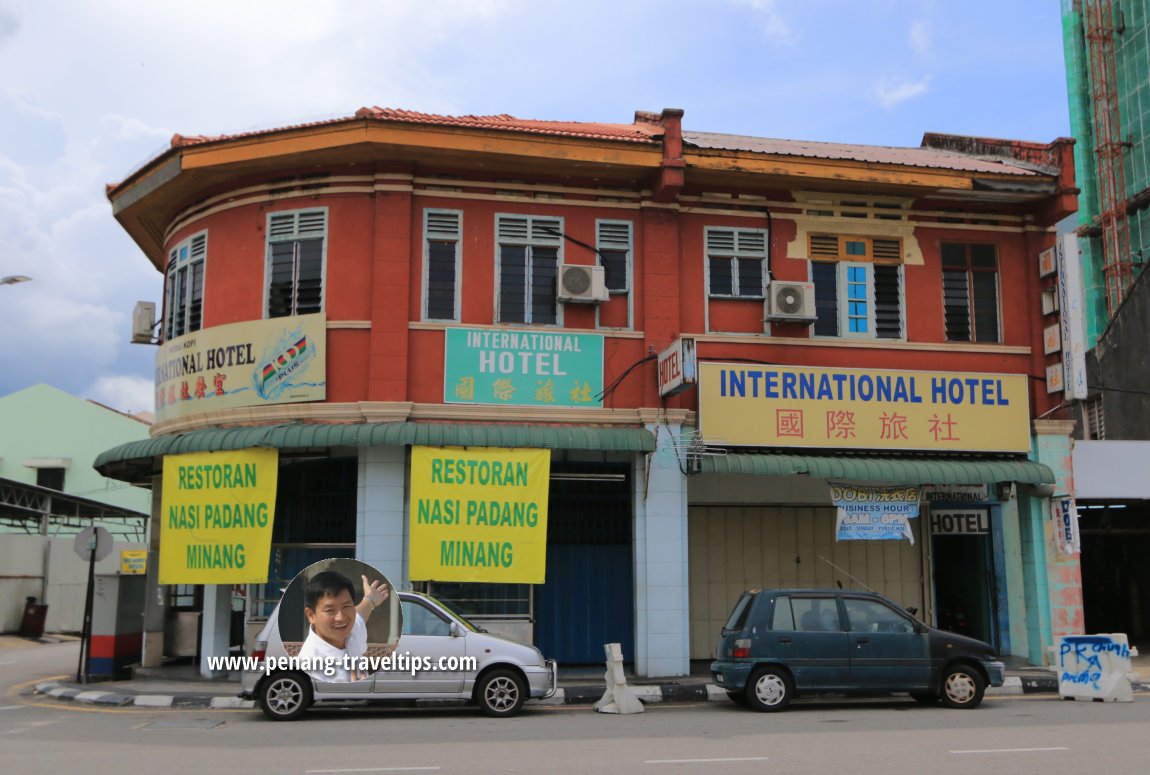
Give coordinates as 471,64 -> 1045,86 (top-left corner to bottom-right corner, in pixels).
4,635 -> 1150,775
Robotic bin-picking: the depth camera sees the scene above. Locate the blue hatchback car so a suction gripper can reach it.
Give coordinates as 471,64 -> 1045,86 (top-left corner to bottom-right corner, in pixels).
711,589 -> 1005,711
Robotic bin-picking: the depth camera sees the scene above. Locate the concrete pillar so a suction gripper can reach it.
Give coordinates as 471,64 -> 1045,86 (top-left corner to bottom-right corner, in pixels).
357,446 -> 408,587
632,423 -> 690,678
140,474 -> 165,668
1032,419 -> 1084,664
998,484 -> 1031,660
199,584 -> 232,677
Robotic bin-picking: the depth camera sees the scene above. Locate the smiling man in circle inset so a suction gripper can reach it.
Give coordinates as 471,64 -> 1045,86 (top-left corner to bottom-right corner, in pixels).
296,570 -> 390,682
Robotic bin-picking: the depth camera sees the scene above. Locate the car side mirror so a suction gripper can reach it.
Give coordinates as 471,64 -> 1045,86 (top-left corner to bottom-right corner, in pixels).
450,622 -> 464,638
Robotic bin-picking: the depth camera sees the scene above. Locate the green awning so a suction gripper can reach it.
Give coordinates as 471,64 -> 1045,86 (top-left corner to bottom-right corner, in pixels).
95,422 -> 655,479
697,453 -> 1054,485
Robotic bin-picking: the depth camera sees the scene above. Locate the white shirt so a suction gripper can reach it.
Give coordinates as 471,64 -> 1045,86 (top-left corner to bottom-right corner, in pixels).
296,612 -> 368,682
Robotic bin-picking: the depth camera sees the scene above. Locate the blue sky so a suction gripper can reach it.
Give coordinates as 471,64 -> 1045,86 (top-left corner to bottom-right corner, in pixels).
0,0 -> 1071,414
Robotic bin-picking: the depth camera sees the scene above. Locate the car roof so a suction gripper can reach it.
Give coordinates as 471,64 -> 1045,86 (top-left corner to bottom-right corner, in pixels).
749,588 -> 885,597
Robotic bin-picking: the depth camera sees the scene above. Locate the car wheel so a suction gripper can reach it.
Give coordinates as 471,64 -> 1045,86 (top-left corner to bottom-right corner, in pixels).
726,690 -> 749,706
259,672 -> 312,721
910,692 -> 939,704
745,666 -> 793,712
476,668 -> 527,717
940,665 -> 986,709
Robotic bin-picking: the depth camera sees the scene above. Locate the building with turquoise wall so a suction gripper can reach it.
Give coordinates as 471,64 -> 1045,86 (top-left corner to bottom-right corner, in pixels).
0,384 -> 152,518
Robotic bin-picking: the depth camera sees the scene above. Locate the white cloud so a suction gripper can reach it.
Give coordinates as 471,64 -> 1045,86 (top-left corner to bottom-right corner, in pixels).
87,374 -> 155,415
872,76 -> 931,108
909,19 -> 931,57
732,0 -> 793,44
0,0 -> 21,46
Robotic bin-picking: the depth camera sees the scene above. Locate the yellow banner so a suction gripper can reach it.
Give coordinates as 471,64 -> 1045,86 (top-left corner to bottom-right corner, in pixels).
120,550 -> 147,575
409,446 -> 550,583
160,448 -> 279,584
155,313 -> 326,423
699,363 -> 1031,453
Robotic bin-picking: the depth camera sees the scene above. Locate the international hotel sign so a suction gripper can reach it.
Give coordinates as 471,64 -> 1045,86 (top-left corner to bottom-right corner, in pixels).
155,313 -> 326,423
699,363 -> 1031,453
444,328 -> 603,407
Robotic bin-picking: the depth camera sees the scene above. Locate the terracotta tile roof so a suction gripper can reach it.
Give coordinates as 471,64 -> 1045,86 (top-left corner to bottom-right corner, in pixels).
683,131 -> 1044,177
166,108 -> 661,150
353,107 -> 661,143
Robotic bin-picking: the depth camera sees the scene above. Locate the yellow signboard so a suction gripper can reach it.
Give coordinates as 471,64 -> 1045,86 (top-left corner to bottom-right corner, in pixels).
699,363 -> 1031,453
409,446 -> 550,583
120,550 -> 147,575
155,313 -> 326,423
160,448 -> 279,584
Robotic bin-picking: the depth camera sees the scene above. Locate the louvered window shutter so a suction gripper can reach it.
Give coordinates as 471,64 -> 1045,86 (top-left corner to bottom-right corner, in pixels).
597,222 -> 631,292
426,211 -> 460,320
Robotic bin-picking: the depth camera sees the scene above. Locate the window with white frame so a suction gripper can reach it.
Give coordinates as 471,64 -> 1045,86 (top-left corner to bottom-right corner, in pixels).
941,242 -> 1000,343
810,234 -> 903,339
706,228 -> 766,298
596,220 -> 631,294
497,215 -> 561,325
424,210 -> 461,321
164,232 -> 206,340
266,209 -> 326,318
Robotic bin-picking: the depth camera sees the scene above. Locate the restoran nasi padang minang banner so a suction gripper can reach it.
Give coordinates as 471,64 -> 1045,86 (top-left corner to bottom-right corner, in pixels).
699,363 -> 1031,453
408,446 -> 550,583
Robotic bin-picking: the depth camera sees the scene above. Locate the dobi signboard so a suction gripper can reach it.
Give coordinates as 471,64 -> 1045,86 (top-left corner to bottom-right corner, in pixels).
699,363 -> 1031,453
409,446 -> 550,583
160,449 -> 278,584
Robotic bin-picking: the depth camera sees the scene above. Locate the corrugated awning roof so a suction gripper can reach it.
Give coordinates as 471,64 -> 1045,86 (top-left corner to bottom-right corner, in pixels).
94,422 -> 656,480
697,453 -> 1054,485
683,131 -> 1047,177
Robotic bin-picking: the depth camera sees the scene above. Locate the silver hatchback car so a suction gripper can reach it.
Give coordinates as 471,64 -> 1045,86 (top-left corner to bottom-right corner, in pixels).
240,590 -> 557,720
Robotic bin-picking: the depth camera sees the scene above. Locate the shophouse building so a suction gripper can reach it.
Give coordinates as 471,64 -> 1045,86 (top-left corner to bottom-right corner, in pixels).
98,107 -> 1078,675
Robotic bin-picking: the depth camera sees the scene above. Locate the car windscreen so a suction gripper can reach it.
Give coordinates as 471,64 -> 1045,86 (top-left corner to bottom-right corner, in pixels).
723,593 -> 754,631
418,593 -> 479,632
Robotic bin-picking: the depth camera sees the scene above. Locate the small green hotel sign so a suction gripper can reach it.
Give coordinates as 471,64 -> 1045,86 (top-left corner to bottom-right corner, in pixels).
444,328 -> 604,408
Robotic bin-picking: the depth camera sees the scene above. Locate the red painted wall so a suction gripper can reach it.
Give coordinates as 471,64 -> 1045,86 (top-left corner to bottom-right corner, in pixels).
162,181 -> 1060,421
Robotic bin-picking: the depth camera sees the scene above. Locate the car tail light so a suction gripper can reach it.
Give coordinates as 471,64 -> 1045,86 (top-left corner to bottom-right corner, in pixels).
252,641 -> 267,662
732,638 -> 751,658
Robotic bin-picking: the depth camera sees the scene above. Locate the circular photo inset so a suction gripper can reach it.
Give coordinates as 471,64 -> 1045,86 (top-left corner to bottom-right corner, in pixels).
277,558 -> 401,683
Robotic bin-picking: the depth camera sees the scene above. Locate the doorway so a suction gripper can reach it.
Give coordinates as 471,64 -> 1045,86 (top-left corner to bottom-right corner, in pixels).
930,507 -> 998,649
534,461 -> 633,664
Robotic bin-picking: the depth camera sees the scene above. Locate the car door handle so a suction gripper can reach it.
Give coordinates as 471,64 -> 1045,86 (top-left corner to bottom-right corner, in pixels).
777,636 -> 792,644
855,637 -> 870,645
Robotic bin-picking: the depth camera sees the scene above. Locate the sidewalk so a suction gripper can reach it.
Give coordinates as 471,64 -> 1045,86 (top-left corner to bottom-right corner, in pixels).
29,655 -> 1150,711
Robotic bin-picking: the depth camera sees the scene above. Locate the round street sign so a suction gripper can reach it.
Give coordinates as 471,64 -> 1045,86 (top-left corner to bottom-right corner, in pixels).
74,526 -> 113,562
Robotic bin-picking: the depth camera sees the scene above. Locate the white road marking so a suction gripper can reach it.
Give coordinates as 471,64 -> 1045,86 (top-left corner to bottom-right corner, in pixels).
645,757 -> 768,765
0,705 -> 25,710
304,768 -> 441,774
950,747 -> 1069,754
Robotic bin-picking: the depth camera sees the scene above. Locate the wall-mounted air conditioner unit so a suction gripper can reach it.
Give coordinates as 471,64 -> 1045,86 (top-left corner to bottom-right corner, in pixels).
131,301 -> 157,344
558,264 -> 608,303
765,281 -> 816,322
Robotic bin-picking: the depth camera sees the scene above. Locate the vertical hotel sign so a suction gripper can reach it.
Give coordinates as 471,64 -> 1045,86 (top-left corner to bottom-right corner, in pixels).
1056,233 -> 1089,399
409,447 -> 550,583
444,328 -> 603,407
699,363 -> 1031,453
155,314 -> 326,423
160,449 -> 278,584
